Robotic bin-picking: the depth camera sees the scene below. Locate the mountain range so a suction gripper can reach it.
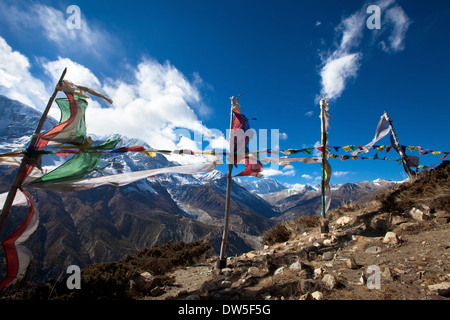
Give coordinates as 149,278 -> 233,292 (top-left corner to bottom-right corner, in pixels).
0,95 -> 398,283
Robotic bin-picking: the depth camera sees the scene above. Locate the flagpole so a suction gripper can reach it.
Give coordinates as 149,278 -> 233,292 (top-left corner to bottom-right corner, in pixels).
217,96 -> 236,270
320,96 -> 329,234
383,111 -> 413,180
0,68 -> 67,237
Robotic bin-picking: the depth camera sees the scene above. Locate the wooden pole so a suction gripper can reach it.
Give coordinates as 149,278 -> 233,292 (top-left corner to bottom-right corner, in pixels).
383,111 -> 414,180
320,97 -> 329,234
217,97 -> 235,270
0,68 -> 67,237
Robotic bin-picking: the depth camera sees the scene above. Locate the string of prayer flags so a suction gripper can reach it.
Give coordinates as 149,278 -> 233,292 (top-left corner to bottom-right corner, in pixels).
24,159 -> 219,193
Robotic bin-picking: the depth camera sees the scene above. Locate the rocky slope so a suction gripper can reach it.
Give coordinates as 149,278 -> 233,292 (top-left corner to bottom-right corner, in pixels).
140,161 -> 450,300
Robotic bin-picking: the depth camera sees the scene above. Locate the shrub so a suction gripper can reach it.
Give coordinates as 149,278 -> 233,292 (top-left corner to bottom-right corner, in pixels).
9,239 -> 212,300
262,224 -> 291,245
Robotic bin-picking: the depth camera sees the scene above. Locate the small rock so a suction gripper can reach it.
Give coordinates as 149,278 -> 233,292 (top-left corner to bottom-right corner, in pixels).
311,291 -> 324,300
359,271 -> 367,285
391,215 -> 408,225
405,207 -> 425,221
313,267 -> 324,279
382,267 -> 393,281
274,267 -> 285,276
200,281 -> 219,295
289,261 -> 304,271
322,251 -> 334,261
131,271 -> 155,292
247,266 -> 260,276
336,216 -> 352,227
323,239 -> 332,246
220,280 -> 232,288
313,242 -> 323,248
322,274 -> 337,290
383,231 -> 399,244
346,257 -> 358,269
399,222 -> 419,231
365,246 -> 382,254
299,292 -> 313,300
308,251 -> 318,261
428,282 -> 450,297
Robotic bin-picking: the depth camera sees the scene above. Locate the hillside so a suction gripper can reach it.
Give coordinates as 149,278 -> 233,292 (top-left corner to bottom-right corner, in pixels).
3,161 -> 448,300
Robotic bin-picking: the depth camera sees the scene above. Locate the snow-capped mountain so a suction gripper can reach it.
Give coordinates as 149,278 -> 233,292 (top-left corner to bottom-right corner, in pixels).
234,177 -> 288,195
0,95 -> 55,152
195,169 -> 227,183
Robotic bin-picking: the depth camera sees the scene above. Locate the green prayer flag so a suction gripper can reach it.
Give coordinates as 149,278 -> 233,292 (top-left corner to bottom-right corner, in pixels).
30,139 -> 120,186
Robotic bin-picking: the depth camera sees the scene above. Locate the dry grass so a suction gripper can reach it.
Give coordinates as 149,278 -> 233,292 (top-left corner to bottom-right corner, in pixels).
262,215 -> 321,245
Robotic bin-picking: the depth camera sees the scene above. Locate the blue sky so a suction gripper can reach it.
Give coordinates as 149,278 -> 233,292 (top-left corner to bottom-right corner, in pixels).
0,0 -> 449,187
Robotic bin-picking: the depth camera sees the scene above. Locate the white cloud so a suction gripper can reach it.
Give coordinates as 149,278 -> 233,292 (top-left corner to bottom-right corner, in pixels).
379,6 -> 411,53
319,0 -> 411,100
279,132 -> 288,140
301,174 -> 313,180
320,53 -> 362,101
0,35 -> 222,165
315,21 -> 322,26
0,37 -> 49,109
305,111 -> 314,117
0,1 -> 116,57
263,167 -> 296,178
285,183 -> 306,190
319,7 -> 366,100
333,171 -> 350,177
43,57 -> 101,89
43,57 -> 220,160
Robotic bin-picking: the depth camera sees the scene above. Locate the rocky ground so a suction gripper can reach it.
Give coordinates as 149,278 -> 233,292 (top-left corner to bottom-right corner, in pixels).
141,198 -> 449,301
